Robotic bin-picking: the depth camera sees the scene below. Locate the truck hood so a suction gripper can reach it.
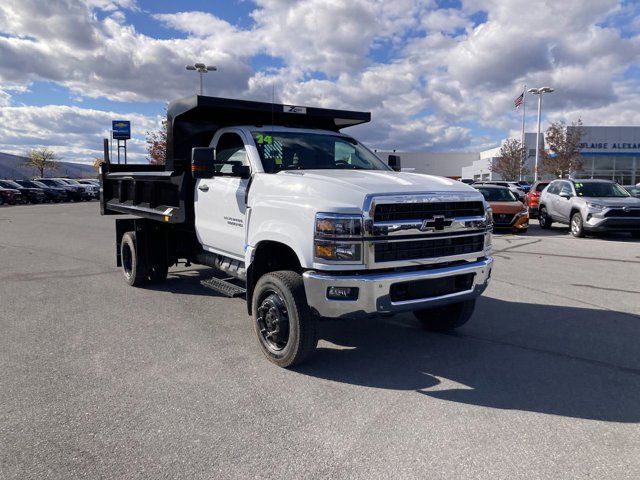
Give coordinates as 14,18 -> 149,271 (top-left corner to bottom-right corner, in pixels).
255,170 -> 484,213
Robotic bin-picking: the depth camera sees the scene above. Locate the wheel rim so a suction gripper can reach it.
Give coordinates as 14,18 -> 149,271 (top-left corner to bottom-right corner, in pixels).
256,291 -> 290,353
540,210 -> 547,226
122,243 -> 133,278
571,216 -> 580,235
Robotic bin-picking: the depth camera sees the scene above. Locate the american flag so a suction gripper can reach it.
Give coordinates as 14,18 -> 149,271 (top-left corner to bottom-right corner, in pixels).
514,92 -> 524,108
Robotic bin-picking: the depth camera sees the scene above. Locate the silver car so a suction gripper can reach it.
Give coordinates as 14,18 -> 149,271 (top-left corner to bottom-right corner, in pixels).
538,179 -> 640,238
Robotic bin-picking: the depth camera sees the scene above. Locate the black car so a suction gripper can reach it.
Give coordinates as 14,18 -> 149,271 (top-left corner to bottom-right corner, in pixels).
15,179 -> 67,203
0,186 -> 22,205
35,178 -> 85,201
0,179 -> 45,204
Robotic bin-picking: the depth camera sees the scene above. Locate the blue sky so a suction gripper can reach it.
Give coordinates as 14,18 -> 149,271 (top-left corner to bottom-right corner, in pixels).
0,0 -> 639,163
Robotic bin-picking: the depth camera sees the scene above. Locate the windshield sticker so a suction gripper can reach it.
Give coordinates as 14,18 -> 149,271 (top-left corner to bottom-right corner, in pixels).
255,134 -> 273,145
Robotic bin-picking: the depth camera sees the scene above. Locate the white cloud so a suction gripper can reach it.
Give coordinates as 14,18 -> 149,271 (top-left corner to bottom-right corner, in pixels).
0,0 -> 639,160
0,105 -> 159,163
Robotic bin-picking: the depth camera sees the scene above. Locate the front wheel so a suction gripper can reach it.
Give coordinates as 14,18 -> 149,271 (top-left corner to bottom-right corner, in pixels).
539,206 -> 552,229
414,299 -> 476,332
570,212 -> 585,238
252,271 -> 318,368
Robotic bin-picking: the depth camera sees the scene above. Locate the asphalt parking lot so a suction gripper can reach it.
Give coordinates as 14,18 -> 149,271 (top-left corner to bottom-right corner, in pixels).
1,202 -> 639,479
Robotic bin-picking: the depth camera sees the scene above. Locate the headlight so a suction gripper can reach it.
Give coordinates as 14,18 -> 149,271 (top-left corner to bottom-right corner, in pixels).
315,241 -> 362,261
485,207 -> 493,227
315,213 -> 362,237
314,214 -> 363,263
586,202 -> 605,212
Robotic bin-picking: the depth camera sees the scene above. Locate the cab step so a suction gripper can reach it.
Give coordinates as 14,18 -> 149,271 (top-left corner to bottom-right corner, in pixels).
201,276 -> 246,298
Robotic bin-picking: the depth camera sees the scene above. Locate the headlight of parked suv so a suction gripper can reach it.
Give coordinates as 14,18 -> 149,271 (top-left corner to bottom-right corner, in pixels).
314,214 -> 363,262
586,202 -> 605,212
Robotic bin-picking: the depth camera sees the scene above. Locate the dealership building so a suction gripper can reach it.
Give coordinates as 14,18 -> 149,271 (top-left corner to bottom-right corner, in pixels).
379,126 -> 640,185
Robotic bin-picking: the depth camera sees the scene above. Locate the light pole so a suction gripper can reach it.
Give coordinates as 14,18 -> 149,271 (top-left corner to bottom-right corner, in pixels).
186,63 -> 217,95
527,86 -> 554,181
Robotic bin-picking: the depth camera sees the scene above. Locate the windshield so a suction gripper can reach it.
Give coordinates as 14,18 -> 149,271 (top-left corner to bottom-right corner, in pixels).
62,179 -> 80,184
251,131 -> 390,173
31,181 -> 48,188
574,182 -> 630,198
477,187 -> 518,202
0,180 -> 22,188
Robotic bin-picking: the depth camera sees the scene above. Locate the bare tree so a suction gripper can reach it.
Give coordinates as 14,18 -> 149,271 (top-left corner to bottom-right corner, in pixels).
540,119 -> 584,178
146,117 -> 167,165
489,138 -> 528,181
93,157 -> 105,170
25,147 -> 57,177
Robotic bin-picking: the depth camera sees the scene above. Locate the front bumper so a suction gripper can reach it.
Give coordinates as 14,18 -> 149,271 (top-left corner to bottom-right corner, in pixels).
302,257 -> 493,319
585,216 -> 640,232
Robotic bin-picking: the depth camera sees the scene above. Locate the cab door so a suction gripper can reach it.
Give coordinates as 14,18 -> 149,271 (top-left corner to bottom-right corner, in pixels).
194,131 -> 251,260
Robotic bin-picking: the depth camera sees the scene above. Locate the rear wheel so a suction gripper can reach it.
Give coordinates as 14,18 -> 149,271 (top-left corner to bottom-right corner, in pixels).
570,212 -> 585,238
414,299 -> 476,332
539,206 -> 552,229
120,232 -> 147,286
252,271 -> 318,368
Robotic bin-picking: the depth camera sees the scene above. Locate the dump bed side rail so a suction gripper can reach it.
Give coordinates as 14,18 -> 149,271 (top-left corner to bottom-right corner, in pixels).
100,163 -> 192,224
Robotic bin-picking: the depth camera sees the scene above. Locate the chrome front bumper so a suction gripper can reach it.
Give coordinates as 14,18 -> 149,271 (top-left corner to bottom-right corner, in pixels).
302,257 -> 493,319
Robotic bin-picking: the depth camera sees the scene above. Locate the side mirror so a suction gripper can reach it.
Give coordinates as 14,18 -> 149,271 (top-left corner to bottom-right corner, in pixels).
560,192 -> 572,199
192,147 -> 215,179
388,154 -> 401,172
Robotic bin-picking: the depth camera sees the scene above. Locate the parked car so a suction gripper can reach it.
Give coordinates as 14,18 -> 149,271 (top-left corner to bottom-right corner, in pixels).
0,179 -> 45,204
0,186 -> 22,205
524,181 -> 550,218
475,185 -> 529,232
55,178 -> 95,200
514,181 -> 531,193
35,178 -> 86,201
473,181 -> 526,201
539,179 -> 640,238
76,179 -> 100,198
624,185 -> 640,198
15,179 -> 66,203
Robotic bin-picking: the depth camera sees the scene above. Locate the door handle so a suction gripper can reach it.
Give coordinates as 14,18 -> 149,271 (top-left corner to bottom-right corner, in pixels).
198,184 -> 209,192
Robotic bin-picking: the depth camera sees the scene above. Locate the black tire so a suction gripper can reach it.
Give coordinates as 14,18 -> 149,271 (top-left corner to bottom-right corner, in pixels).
120,232 -> 147,286
252,271 -> 318,368
570,212 -> 585,238
631,232 -> 640,239
414,299 -> 476,332
0,196 -> 4,206
539,206 -> 552,229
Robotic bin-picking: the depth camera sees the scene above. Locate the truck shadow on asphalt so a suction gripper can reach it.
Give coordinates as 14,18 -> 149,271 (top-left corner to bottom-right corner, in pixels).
297,297 -> 640,423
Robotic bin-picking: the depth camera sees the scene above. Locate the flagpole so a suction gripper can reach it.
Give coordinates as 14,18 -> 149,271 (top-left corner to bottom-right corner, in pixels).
520,84 -> 526,181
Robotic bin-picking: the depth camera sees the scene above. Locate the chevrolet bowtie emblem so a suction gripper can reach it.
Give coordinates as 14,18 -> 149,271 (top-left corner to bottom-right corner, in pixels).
420,215 -> 446,231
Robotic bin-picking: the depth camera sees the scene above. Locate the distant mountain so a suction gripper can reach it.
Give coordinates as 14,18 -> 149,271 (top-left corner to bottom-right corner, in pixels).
0,152 -> 97,179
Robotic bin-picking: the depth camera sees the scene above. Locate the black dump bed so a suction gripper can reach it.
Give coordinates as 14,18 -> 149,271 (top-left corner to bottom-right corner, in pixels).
100,95 -> 370,224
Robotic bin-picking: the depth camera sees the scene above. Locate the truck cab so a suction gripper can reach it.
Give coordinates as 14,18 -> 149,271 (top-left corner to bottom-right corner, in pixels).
100,95 -> 494,367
